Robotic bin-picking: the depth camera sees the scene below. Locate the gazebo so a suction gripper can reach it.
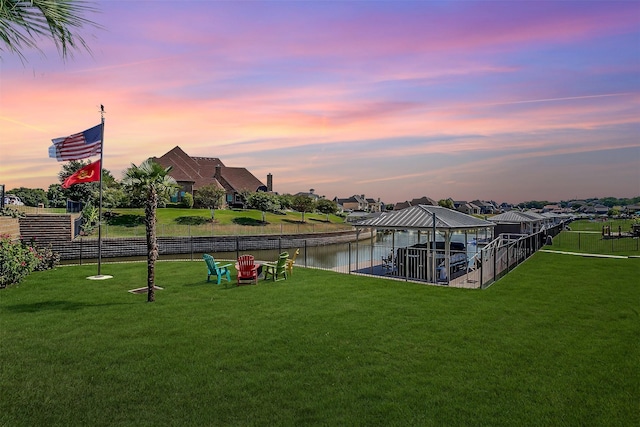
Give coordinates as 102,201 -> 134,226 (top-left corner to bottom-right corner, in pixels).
488,210 -> 546,235
354,205 -> 495,284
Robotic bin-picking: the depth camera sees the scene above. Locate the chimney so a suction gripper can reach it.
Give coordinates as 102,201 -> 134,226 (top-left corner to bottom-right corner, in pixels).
267,173 -> 273,192
215,164 -> 222,179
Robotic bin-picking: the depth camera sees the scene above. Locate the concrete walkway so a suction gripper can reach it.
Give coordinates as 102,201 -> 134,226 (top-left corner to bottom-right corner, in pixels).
539,249 -> 631,259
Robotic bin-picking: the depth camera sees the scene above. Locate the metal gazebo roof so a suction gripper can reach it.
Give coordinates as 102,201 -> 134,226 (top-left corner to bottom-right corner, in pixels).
353,205 -> 495,232
488,210 -> 545,224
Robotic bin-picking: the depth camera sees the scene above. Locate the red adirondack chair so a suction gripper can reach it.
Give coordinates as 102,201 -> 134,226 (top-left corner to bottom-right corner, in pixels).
236,254 -> 258,285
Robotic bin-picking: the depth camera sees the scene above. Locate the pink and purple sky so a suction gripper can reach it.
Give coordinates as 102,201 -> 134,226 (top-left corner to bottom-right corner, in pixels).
1,0 -> 639,204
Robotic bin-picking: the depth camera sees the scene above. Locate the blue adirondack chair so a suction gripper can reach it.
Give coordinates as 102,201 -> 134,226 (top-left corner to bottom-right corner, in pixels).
203,254 -> 232,285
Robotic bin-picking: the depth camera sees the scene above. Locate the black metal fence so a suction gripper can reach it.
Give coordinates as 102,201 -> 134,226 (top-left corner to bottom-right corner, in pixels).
60,225 -> 571,289
550,231 -> 640,254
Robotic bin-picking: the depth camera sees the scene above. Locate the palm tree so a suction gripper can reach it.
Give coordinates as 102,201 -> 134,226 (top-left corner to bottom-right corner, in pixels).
0,0 -> 101,61
122,159 -> 178,302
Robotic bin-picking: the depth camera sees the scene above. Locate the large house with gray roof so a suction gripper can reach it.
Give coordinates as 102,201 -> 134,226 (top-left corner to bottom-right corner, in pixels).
153,146 -> 269,208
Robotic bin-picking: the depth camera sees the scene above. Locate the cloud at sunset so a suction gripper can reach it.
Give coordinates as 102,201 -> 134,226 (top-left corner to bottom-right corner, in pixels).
1,0 -> 638,204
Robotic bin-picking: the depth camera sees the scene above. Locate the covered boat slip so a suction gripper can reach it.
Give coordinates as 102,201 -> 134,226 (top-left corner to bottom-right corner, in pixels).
354,205 -> 495,286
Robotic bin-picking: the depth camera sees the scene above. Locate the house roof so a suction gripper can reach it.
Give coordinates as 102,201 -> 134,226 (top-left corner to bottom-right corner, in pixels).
217,166 -> 265,193
153,146 -> 264,193
153,146 -> 225,188
354,205 -> 495,231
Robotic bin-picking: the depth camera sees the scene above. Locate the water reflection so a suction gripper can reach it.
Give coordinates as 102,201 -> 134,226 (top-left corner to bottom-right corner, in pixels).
63,229 -> 490,271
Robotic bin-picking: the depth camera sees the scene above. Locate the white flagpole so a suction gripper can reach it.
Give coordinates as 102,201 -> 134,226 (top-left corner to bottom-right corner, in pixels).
97,105 -> 104,276
88,105 -> 112,280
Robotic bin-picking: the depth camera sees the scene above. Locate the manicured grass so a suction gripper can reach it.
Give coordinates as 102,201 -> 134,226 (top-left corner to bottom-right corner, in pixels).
547,219 -> 639,256
569,218 -> 637,232
108,208 -> 344,226
1,253 -> 638,426
547,231 -> 640,256
103,208 -> 349,237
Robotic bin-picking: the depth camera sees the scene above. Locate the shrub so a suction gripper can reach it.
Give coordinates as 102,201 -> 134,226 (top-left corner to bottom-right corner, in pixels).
0,234 -> 38,288
32,243 -> 61,271
0,207 -> 25,218
175,216 -> 209,225
180,193 -> 194,209
0,236 -> 60,288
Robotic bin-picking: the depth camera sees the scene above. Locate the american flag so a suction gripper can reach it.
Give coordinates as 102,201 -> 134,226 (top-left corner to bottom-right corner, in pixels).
49,123 -> 103,161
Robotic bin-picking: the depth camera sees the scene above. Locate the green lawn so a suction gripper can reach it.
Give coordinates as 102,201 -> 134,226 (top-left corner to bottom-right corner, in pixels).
102,208 -> 350,237
569,218 -> 637,232
1,253 -> 638,426
545,219 -> 640,256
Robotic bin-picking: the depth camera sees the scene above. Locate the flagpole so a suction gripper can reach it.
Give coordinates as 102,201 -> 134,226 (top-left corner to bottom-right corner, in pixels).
87,104 -> 113,280
86,106 -> 112,281
98,105 -> 105,276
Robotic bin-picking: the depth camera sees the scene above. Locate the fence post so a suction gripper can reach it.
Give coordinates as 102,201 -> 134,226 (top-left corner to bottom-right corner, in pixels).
236,235 -> 240,260
348,242 -> 352,274
370,241 -> 374,273
190,235 -> 193,261
279,237 -> 282,254
79,237 -> 83,266
304,240 -> 307,267
493,245 -> 497,283
479,247 -> 484,289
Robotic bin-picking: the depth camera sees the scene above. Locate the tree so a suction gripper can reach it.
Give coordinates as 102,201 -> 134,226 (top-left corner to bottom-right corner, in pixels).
246,192 -> 280,223
0,0 -> 101,61
58,160 -> 99,204
193,184 -> 225,209
316,198 -> 337,221
291,195 -> 315,223
122,159 -> 178,302
278,193 -> 293,210
438,199 -> 454,209
47,183 -> 66,208
238,189 -> 252,208
57,161 -> 119,209
6,187 -> 47,207
102,186 -> 127,210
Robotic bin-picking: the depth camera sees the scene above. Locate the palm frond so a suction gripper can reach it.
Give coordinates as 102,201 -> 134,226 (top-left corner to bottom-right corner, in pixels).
0,0 -> 102,61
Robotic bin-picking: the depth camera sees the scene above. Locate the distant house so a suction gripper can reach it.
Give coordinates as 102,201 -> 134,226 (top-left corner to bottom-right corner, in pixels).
153,146 -> 268,208
393,196 -> 436,210
543,204 -> 562,213
499,202 -> 513,212
295,189 -> 322,201
334,195 -> 367,212
452,200 -> 479,215
367,197 -> 383,213
579,203 -> 609,216
624,204 -> 640,215
471,200 -> 496,215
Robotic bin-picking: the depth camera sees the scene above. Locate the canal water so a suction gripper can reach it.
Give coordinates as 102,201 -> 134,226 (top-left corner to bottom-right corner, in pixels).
65,230 -> 490,272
